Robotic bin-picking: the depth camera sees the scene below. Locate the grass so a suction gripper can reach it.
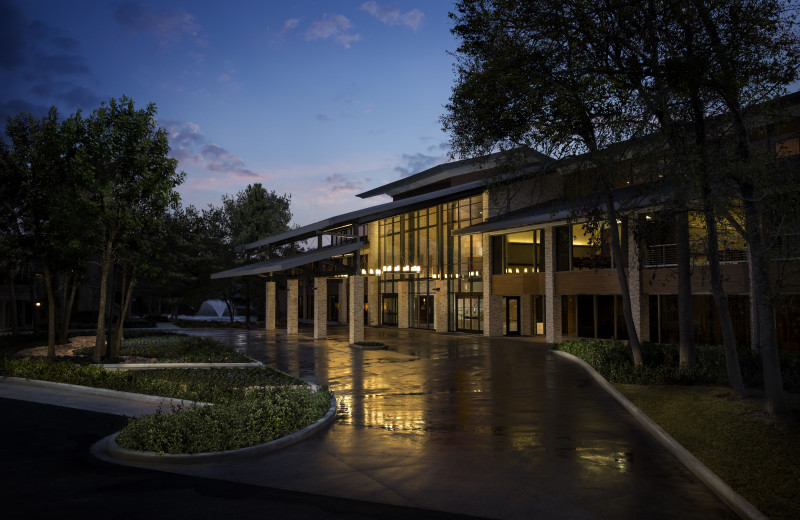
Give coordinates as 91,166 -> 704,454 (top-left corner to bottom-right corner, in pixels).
556,339 -> 800,519
2,333 -> 332,455
616,385 -> 800,519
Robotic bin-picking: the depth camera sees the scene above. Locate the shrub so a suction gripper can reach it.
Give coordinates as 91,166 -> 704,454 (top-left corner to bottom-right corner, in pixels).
115,387 -> 333,454
555,340 -> 800,391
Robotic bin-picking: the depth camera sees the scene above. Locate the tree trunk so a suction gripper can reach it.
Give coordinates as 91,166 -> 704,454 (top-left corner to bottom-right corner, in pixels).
43,264 -> 56,359
704,209 -> 747,397
57,278 -> 78,345
606,194 -> 643,365
112,273 -> 135,357
93,241 -> 113,363
28,277 -> 38,334
7,268 -> 19,335
245,280 -> 251,329
675,209 -> 696,368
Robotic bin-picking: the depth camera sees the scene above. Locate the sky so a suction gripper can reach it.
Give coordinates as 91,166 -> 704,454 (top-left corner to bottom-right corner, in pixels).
0,0 -> 461,226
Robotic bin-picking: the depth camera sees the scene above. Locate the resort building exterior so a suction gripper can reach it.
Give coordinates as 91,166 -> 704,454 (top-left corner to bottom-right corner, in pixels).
212,99 -> 800,352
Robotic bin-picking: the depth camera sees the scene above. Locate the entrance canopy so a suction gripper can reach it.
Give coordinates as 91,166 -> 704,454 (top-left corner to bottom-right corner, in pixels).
210,241 -> 363,279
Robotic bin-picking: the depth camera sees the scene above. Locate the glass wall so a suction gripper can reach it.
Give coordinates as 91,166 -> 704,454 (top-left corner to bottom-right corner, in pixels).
555,222 -> 627,271
491,230 -> 545,274
561,294 -> 629,339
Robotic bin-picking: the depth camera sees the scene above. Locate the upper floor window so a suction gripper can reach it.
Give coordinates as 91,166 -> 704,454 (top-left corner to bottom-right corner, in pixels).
556,221 -> 627,271
491,230 -> 544,274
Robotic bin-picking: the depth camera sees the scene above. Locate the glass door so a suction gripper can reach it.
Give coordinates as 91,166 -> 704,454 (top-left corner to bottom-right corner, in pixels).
412,295 -> 434,329
382,294 -> 398,326
455,294 -> 483,333
505,296 -> 520,335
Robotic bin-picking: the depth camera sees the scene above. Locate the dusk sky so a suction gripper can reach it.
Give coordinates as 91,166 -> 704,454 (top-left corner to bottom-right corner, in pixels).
1,0 -> 460,225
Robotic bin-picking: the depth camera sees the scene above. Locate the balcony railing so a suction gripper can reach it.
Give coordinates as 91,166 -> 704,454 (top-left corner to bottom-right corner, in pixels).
645,242 -> 747,267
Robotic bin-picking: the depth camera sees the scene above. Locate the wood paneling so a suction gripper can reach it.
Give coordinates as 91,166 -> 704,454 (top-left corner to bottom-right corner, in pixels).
491,274 -> 544,295
642,264 -> 749,294
555,270 -> 621,294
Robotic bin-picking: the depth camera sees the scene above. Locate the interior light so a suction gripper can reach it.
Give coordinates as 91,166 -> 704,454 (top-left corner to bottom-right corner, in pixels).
361,269 -> 366,275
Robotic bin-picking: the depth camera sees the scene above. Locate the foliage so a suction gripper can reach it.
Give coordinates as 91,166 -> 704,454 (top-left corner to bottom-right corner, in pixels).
555,340 -> 800,392
70,334 -> 252,363
616,384 -> 800,519
115,386 -> 332,454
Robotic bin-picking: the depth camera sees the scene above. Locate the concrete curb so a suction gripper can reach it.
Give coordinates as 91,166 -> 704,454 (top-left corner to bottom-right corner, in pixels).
91,395 -> 337,465
552,350 -> 767,520
2,377 -> 209,409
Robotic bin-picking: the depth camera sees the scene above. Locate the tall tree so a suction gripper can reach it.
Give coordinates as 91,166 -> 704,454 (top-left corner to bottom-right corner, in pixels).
222,184 -> 292,326
80,97 -> 184,362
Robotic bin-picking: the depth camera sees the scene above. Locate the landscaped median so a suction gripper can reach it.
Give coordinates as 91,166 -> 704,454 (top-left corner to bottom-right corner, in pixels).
554,340 -> 800,520
1,332 -> 335,459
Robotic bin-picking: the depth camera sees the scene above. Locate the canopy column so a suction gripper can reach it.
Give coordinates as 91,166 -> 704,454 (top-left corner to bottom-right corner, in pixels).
314,277 -> 327,339
265,281 -> 276,332
287,279 -> 299,334
349,275 -> 365,343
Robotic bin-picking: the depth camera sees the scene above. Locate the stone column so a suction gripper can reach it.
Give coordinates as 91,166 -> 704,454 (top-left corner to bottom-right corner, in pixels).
265,281 -> 276,331
483,233 -> 503,337
287,279 -> 299,334
338,279 -> 348,324
368,276 -> 380,326
397,280 -> 410,329
435,279 -> 449,332
349,276 -> 365,343
314,277 -> 327,339
545,226 -> 562,343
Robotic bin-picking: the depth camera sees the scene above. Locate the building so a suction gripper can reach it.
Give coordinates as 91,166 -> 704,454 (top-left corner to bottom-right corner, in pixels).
212,99 -> 800,352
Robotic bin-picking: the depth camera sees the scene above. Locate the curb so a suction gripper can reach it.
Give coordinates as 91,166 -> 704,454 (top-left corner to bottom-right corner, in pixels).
91,394 -> 337,465
101,361 -> 263,370
552,350 -> 767,520
2,377 -> 209,409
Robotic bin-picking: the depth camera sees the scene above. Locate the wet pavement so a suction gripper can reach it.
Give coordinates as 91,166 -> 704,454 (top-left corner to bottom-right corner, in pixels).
148,325 -> 736,519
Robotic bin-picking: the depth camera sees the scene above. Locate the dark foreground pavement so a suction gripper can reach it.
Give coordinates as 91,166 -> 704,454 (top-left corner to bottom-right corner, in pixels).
0,397 -> 481,520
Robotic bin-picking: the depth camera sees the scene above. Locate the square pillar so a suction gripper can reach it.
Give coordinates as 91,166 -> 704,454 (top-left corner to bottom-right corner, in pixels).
314,277 -> 327,339
521,295 -> 533,336
265,281 -> 276,331
545,226 -> 562,343
397,280 -> 410,329
483,233 -> 503,337
435,279 -> 449,332
349,276 -> 365,343
338,279 -> 348,324
628,219 -> 648,341
287,279 -> 299,334
368,276 -> 380,326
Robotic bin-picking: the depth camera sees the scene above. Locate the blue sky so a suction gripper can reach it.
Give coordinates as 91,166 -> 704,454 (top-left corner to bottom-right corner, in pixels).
1,0 -> 460,225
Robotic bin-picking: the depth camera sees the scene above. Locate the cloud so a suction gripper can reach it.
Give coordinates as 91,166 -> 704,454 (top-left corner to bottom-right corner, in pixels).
360,2 -> 424,31
316,114 -> 331,122
305,14 -> 361,48
324,173 -> 369,192
164,121 -> 267,180
0,3 -> 99,122
113,2 -> 201,50
394,151 -> 447,177
281,18 -> 300,33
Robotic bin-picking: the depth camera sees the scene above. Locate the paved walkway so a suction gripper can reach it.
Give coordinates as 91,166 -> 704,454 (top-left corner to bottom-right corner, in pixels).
1,326 -> 736,519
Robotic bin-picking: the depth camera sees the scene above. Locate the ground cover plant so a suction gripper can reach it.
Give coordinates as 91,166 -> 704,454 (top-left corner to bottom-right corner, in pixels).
557,339 -> 800,519
116,386 -> 332,454
74,334 -> 253,363
2,334 -> 333,454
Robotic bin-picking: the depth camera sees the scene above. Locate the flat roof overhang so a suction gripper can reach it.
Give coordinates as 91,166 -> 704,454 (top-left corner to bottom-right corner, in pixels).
211,241 -> 363,279
237,179 -> 485,251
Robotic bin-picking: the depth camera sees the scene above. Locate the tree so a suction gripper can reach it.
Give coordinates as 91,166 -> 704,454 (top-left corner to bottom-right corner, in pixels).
1,108 -> 89,356
79,97 -> 184,362
222,184 -> 292,326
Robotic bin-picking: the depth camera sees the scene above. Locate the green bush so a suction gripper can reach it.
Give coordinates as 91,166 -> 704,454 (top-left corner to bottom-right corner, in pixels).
69,334 -> 251,363
555,340 -> 800,391
115,386 -> 333,454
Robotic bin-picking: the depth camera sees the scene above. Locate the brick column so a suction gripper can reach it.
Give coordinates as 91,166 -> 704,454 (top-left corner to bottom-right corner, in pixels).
368,276 -> 380,326
435,279 -> 449,332
287,279 -> 299,334
349,276 -> 365,343
314,277 -> 327,339
265,281 -> 276,331
521,295 -> 532,336
397,280 -> 410,329
483,233 -> 503,336
545,226 -> 561,343
338,279 -> 348,324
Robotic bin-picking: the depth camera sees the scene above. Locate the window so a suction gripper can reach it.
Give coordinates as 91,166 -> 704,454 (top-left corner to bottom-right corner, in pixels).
555,222 -> 626,271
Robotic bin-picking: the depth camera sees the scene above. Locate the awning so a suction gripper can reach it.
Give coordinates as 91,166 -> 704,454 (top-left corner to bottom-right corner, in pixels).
211,241 -> 363,279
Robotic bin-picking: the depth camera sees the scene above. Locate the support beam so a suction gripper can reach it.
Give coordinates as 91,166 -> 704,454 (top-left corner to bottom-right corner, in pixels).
435,279 -> 448,332
265,281 -> 276,331
338,279 -> 348,324
368,276 -> 380,326
287,279 -> 299,334
349,275 -> 365,343
483,233 -> 503,337
314,277 -> 327,339
545,226 -> 561,343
